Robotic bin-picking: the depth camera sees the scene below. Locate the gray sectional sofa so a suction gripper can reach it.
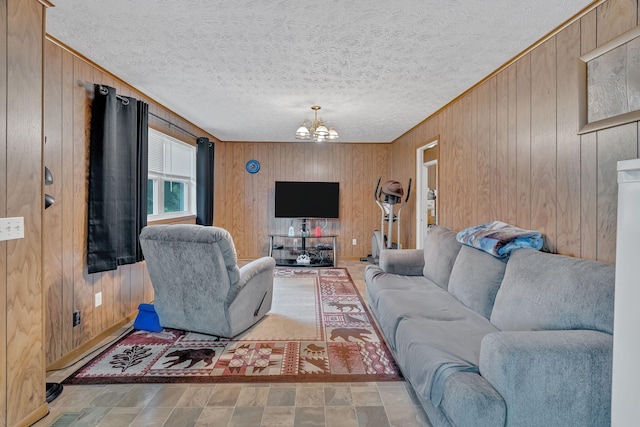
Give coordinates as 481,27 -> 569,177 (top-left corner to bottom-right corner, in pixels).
365,225 -> 615,427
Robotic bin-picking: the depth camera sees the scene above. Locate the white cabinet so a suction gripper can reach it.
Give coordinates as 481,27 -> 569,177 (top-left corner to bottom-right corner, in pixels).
612,158 -> 640,426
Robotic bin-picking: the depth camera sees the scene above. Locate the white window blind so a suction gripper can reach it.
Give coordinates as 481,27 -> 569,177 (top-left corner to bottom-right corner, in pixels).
148,135 -> 165,174
148,129 -> 195,178
147,128 -> 196,220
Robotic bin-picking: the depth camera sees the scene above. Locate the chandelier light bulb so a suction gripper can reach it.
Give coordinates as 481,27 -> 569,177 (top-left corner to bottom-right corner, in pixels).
315,123 -> 329,137
295,123 -> 310,139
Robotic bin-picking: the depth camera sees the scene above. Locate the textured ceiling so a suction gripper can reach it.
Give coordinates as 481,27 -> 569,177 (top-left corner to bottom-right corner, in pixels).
46,0 -> 594,143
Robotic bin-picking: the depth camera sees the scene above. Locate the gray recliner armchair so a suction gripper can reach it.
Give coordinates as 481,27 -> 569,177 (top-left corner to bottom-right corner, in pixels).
139,224 -> 276,338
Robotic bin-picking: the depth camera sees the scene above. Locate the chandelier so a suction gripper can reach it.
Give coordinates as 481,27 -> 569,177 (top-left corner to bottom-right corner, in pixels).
295,105 -> 339,142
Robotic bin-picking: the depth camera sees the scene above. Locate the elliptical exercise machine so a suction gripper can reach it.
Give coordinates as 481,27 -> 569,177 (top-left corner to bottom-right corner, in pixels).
361,176 -> 412,263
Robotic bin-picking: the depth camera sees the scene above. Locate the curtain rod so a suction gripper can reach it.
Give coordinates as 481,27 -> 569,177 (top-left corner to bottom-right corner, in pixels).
97,84 -> 132,106
149,112 -> 200,140
87,81 -> 200,141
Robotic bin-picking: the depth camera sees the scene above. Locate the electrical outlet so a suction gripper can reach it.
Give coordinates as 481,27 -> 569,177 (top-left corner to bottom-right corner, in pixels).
0,217 -> 24,241
95,292 -> 102,307
73,310 -> 81,327
352,238 -> 357,245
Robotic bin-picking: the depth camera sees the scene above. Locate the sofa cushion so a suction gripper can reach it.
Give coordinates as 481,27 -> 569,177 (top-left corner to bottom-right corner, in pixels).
490,249 -> 615,334
448,245 -> 507,319
364,265 -> 438,309
372,285 -> 453,349
423,225 -> 462,289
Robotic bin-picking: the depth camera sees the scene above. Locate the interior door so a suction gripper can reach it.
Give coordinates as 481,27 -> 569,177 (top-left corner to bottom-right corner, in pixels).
416,140 -> 438,248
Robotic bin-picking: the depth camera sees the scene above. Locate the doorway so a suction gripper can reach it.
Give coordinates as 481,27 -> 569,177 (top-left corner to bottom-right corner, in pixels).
416,140 -> 438,249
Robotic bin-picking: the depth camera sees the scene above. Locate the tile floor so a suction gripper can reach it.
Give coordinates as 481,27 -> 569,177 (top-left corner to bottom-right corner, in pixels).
35,260 -> 432,427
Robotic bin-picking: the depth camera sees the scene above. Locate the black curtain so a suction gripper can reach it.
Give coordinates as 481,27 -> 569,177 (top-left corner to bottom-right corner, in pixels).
136,100 -> 149,262
87,85 -> 149,274
196,137 -> 215,226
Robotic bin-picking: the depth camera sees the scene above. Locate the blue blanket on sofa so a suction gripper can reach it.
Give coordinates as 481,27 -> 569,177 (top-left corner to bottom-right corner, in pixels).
456,221 -> 543,258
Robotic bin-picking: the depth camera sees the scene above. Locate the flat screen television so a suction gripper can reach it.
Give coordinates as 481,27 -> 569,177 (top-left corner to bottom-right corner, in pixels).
274,181 -> 339,218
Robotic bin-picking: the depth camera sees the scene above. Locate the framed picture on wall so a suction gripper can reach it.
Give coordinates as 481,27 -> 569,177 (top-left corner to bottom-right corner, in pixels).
578,25 -> 640,135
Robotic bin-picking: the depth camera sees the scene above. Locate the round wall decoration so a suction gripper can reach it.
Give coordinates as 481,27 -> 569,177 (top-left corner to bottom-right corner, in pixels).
245,159 -> 260,174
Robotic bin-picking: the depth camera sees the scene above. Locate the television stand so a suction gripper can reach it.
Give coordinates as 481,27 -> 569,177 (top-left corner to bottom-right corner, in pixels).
268,234 -> 337,267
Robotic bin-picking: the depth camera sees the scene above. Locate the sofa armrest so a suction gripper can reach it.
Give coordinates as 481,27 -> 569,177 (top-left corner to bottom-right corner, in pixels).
480,330 -> 612,427
440,372 -> 506,427
379,249 -> 424,275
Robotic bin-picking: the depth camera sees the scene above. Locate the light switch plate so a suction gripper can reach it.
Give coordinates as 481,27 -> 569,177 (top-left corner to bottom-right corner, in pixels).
0,217 -> 24,241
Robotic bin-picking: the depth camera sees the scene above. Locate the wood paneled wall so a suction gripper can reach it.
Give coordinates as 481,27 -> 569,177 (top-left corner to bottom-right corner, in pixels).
41,0 -> 636,384
391,0 -> 639,263
42,39 -> 390,363
213,142 -> 390,259
43,39 -> 216,366
1,5 -> 7,424
1,1 -> 50,425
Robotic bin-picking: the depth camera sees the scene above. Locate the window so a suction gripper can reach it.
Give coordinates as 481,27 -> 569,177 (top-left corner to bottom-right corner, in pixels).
147,128 -> 196,220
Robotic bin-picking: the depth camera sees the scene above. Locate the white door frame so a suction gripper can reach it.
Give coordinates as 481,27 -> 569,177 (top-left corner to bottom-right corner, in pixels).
416,139 -> 438,249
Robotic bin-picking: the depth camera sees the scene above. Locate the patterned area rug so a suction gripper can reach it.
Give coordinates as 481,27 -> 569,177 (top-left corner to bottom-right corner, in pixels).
62,268 -> 402,384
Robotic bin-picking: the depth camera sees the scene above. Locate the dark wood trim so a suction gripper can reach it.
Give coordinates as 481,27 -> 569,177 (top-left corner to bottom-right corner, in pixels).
46,315 -> 135,371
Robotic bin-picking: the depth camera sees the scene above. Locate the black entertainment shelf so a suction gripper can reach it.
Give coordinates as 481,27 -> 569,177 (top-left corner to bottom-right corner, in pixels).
272,258 -> 335,268
268,234 -> 337,267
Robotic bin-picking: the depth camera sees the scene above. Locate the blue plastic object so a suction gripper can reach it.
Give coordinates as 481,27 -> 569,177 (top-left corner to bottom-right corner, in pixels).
133,303 -> 162,332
